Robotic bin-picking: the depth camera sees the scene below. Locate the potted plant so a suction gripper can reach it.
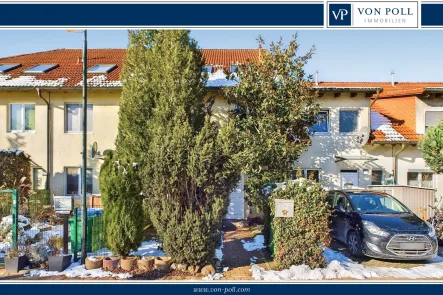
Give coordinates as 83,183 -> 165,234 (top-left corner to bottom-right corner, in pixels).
137,256 -> 155,271
103,256 -> 120,271
4,249 -> 29,273
47,237 -> 72,272
120,256 -> 137,271
85,256 -> 104,270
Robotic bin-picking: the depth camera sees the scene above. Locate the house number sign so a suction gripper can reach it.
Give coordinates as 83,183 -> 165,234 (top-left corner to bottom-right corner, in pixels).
275,199 -> 294,218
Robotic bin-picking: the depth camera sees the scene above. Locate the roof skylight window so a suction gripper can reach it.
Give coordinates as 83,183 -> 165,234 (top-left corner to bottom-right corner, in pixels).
0,63 -> 21,73
88,64 -> 117,74
24,64 -> 59,74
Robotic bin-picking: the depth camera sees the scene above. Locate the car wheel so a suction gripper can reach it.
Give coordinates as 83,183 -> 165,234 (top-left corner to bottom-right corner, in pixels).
347,231 -> 363,257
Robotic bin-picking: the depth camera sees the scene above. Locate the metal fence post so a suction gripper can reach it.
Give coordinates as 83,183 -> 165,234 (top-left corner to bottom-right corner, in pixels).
73,208 -> 78,262
11,189 -> 19,250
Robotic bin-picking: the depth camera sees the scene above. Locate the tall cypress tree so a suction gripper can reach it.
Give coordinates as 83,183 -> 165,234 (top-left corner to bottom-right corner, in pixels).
116,30 -> 240,266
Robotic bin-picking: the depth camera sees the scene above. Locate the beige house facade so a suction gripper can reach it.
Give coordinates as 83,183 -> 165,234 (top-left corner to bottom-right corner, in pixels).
1,49 -> 443,219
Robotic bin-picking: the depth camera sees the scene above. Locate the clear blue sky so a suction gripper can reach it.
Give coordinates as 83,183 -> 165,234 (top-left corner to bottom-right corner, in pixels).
0,29 -> 442,82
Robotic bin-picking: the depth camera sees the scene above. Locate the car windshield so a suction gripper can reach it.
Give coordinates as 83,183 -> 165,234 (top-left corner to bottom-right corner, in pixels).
348,193 -> 410,214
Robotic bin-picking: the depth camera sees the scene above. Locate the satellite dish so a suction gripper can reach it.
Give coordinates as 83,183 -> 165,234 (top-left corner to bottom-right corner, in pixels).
354,126 -> 370,147
91,142 -> 98,158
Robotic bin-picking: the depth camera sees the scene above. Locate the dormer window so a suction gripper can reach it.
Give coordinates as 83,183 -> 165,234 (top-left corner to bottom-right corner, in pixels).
230,65 -> 239,73
203,65 -> 213,73
24,64 -> 59,74
88,64 -> 117,74
0,63 -> 21,73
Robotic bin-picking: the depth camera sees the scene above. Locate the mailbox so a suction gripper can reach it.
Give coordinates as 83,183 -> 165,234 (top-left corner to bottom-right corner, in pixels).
53,196 -> 74,214
274,199 -> 294,218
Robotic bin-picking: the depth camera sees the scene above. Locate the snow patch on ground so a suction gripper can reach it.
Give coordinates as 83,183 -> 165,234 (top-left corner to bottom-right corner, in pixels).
26,262 -> 131,279
251,247 -> 443,280
131,240 -> 165,257
241,235 -> 265,252
202,273 -> 224,280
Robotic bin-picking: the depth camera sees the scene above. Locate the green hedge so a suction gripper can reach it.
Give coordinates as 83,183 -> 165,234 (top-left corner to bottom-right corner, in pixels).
269,179 -> 331,270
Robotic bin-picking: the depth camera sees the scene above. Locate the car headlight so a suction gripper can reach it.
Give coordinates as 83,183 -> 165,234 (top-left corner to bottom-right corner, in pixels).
425,221 -> 436,238
362,220 -> 390,237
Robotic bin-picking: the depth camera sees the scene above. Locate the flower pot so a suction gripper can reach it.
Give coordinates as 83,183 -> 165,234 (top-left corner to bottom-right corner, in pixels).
103,256 -> 120,271
85,256 -> 104,270
137,256 -> 155,271
48,254 -> 72,272
154,256 -> 171,271
120,256 -> 137,271
5,256 -> 29,273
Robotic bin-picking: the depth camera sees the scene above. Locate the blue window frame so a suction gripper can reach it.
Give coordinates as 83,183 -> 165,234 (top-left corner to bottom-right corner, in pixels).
310,111 -> 329,133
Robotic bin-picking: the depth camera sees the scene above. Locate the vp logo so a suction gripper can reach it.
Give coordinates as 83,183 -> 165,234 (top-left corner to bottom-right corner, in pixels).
329,3 -> 352,26
332,9 -> 348,21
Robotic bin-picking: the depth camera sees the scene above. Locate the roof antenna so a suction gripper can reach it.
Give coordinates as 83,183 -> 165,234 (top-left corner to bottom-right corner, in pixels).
391,70 -> 395,87
315,70 -> 319,86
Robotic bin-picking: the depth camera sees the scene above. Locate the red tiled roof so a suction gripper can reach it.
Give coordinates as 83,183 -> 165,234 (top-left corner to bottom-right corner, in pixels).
371,96 -> 421,142
317,82 -> 443,98
0,48 -> 261,88
202,49 -> 261,71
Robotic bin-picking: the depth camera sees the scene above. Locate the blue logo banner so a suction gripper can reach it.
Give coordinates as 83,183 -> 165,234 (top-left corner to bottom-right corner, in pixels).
0,3 -> 324,27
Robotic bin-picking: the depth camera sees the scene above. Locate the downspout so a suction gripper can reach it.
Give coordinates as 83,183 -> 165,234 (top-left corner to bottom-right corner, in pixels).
393,143 -> 406,184
36,88 -> 51,190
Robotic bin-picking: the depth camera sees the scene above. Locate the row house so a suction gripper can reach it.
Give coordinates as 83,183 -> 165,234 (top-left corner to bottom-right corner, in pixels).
1,49 -> 442,219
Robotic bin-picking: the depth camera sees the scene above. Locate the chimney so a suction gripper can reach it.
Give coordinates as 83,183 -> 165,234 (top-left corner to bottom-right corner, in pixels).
315,70 -> 319,86
391,70 -> 395,86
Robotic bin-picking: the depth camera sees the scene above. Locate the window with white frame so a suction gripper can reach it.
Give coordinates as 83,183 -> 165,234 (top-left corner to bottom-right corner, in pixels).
65,104 -> 93,133
339,110 -> 359,133
32,167 -> 45,190
407,172 -> 434,188
310,110 -> 329,133
9,104 -> 35,132
425,111 -> 443,131
65,167 -> 93,195
371,170 -> 383,185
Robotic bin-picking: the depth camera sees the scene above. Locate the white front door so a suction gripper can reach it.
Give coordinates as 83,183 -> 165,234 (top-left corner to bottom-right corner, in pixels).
341,171 -> 359,189
226,175 -> 245,220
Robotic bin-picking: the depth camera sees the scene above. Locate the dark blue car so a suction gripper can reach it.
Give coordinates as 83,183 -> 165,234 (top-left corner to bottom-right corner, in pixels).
327,190 -> 438,260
